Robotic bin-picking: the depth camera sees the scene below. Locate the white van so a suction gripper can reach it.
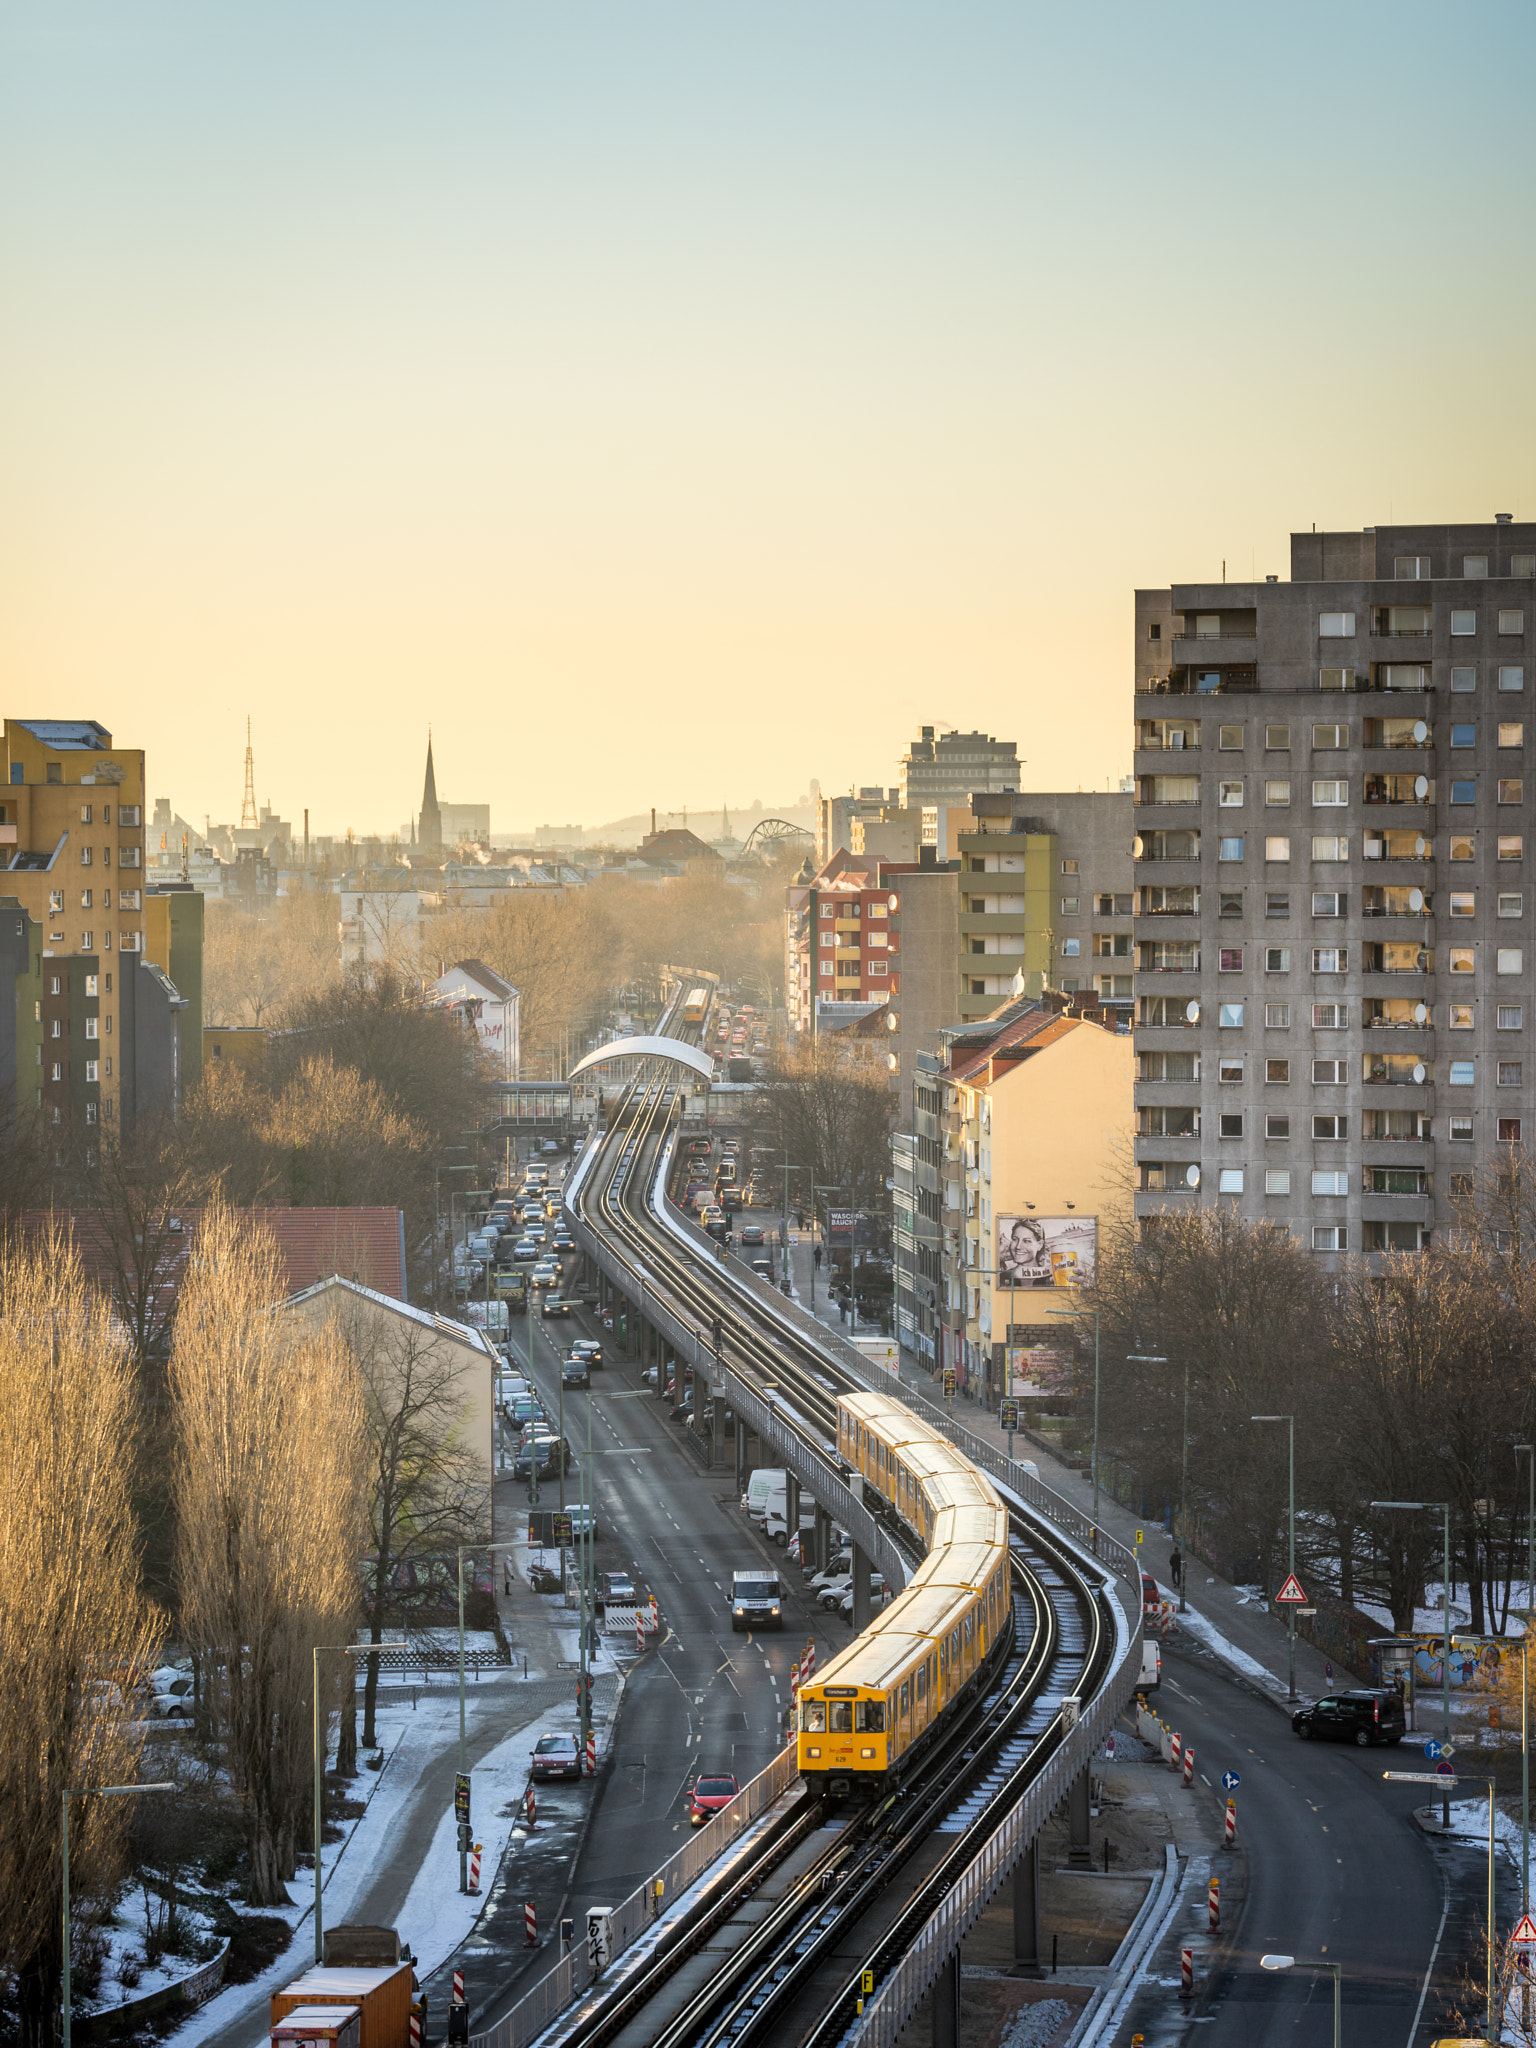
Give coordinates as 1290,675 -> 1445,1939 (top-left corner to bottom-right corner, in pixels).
1138,1639 -> 1162,1692
742,1467 -> 788,1523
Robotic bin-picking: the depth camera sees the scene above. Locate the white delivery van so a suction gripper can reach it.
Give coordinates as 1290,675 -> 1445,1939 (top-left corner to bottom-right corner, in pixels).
1139,1640 -> 1162,1691
464,1299 -> 510,1337
742,1467 -> 788,1523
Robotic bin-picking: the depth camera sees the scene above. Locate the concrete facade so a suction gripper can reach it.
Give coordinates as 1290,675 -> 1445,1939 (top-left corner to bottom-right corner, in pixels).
900,726 -> 1020,809
1133,516 -> 1536,1260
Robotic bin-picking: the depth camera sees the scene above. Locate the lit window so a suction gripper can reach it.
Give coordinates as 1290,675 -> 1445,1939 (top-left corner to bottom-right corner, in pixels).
1501,723 -> 1524,747
1265,836 -> 1291,860
1499,836 -> 1523,861
1451,835 -> 1475,860
1450,892 -> 1475,917
1449,1004 -> 1473,1028
1451,610 -> 1477,636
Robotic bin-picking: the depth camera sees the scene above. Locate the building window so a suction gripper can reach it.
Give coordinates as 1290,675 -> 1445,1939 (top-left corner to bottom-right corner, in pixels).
1450,946 -> 1475,972
1265,780 -> 1291,806
868,961 -> 888,975
1266,1112 -> 1291,1138
1265,947 -> 1291,971
1266,1002 -> 1291,1027
1313,1058 -> 1346,1083
1311,835 -> 1348,862
79,847 -> 92,867
1449,1003 -> 1474,1028
45,762 -> 61,784
1265,1168 -> 1291,1195
1219,890 -> 1243,917
1218,1168 -> 1244,1194
1311,1170 -> 1347,1195
1499,1061 -> 1523,1086
1498,947 -> 1524,974
1060,937 -> 1080,956
1500,778 -> 1525,804
84,1060 -> 97,1082
1395,557 -> 1430,579
1313,1114 -> 1347,1140
1500,723 -> 1524,748
1450,1060 -> 1475,1085
1465,555 -> 1490,578
1146,624 -> 1161,642
1218,1002 -> 1244,1028
1312,947 -> 1347,972
1312,1225 -> 1348,1252
1499,1005 -> 1524,1029
50,1063 -> 60,1082
1451,779 -> 1477,803
1312,724 -> 1346,748
1499,1118 -> 1524,1144
1312,780 -> 1347,806
1218,725 -> 1244,750
1267,891 -> 1291,916
1449,1172 -> 1475,1197
84,1018 -> 97,1040
1218,1057 -> 1244,1083
1312,892 -> 1346,916
1500,610 -> 1525,635
1451,666 -> 1477,693
1451,723 -> 1477,748
820,904 -> 834,917
1061,858 -> 1078,873
1060,896 -> 1079,914
1219,947 -> 1243,972
1266,1058 -> 1290,1083
1219,837 -> 1244,861
1319,612 -> 1356,637
1450,892 -> 1475,917
1499,836 -> 1523,861
1265,836 -> 1291,861
1451,610 -> 1477,636
1500,666 -> 1525,692
1219,780 -> 1244,807
1312,1003 -> 1348,1028
1219,1112 -> 1243,1138
1449,835 -> 1475,862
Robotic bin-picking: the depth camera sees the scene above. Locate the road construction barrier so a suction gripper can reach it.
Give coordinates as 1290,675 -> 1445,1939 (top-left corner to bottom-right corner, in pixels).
1208,1877 -> 1219,1931
1224,1799 -> 1236,1849
637,1612 -> 644,1653
1181,1946 -> 1193,1998
1182,1745 -> 1194,1787
453,1969 -> 465,2004
585,1730 -> 596,1776
525,1900 -> 538,1946
469,1841 -> 482,1893
525,1785 -> 536,1827
410,2016 -> 422,2048
1170,1731 -> 1181,1772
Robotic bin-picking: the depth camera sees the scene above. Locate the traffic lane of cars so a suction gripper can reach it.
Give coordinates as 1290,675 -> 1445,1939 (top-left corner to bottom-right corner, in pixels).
1146,1637 -> 1444,2048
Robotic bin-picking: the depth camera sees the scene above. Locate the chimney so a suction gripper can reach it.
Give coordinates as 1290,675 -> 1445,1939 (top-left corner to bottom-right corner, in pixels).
650,808 -> 656,836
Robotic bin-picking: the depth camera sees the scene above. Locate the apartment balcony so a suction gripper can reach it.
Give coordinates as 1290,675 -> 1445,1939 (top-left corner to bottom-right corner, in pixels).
1145,668 -> 1259,697
960,911 -> 1031,935
1364,773 -> 1435,805
1361,1140 -> 1432,1167
1171,634 -> 1258,666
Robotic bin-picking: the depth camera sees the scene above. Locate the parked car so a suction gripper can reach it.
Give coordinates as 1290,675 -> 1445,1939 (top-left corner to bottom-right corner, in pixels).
595,1571 -> 636,1613
1291,1690 -> 1406,1746
543,1292 -> 575,1318
669,1394 -> 695,1423
540,1138 -> 561,1155
530,1733 -> 583,1781
1141,1573 -> 1163,1616
689,1773 -> 740,1826
561,1355 -> 589,1388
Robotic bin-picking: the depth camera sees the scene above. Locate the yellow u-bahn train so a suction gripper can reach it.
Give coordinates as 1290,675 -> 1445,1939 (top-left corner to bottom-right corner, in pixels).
796,1392 -> 1012,1797
681,987 -> 711,1027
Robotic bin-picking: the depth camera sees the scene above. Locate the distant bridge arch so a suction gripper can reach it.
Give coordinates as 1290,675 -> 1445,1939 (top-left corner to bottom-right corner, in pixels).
567,1036 -> 714,1084
740,817 -> 813,857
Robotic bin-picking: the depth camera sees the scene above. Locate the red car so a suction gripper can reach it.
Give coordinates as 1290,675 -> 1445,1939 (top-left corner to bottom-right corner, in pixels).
690,1773 -> 740,1826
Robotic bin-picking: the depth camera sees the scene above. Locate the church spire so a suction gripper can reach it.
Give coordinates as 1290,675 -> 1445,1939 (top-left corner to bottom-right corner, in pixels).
419,730 -> 442,855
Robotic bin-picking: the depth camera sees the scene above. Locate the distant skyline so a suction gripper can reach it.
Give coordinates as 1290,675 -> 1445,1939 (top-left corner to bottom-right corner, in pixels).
4,1 -> 1533,836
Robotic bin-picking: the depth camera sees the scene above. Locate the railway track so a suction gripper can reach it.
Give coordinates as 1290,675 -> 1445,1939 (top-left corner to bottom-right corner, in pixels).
541,1019 -> 1118,2048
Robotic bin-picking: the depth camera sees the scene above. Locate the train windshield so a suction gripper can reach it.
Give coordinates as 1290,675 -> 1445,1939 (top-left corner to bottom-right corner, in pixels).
828,1701 -> 854,1733
801,1702 -> 827,1732
855,1701 -> 885,1733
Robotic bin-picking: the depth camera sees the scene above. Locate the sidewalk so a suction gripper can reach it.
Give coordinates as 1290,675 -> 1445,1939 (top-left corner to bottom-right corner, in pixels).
769,1218 -> 1352,1708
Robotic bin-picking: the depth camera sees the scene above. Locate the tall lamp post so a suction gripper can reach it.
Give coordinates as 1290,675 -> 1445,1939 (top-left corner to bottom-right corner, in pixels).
456,1540 -> 521,1892
775,1159 -> 804,1297
1251,1414 -> 1297,1701
1128,1352 -> 1185,1612
63,1782 -> 175,2046
1373,1499 -> 1452,1829
1050,1304 -> 1101,1533
1259,1955 -> 1341,2048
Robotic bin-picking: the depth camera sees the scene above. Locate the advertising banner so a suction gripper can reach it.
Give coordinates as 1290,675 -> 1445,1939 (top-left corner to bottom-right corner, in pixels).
996,1214 -> 1098,1289
1006,1347 -> 1072,1396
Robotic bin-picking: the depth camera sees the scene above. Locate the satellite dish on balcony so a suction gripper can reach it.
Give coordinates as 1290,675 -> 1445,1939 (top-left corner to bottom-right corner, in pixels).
1415,836 -> 1427,855
1414,774 -> 1429,799
1133,835 -> 1145,859
1409,887 -> 1425,911
1187,1165 -> 1201,1187
1413,1062 -> 1427,1084
1414,1003 -> 1428,1023
1185,1000 -> 1200,1023
1413,721 -> 1428,743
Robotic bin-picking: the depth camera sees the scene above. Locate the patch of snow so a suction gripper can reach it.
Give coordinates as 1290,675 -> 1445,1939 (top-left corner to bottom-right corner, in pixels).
1001,1999 -> 1072,2048
1176,1605 -> 1291,1698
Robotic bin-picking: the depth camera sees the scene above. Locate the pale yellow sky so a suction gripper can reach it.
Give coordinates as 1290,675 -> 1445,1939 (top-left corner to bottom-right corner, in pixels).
2,3 -> 1532,836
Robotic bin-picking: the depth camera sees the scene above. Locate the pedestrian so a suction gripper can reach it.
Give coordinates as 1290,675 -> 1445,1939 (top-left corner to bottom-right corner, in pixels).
838,1295 -> 848,1325
1169,1545 -> 1183,1591
813,1245 -> 822,1271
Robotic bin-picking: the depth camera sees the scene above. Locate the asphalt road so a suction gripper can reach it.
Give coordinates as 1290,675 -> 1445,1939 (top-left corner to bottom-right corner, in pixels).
1124,1634 -> 1450,2048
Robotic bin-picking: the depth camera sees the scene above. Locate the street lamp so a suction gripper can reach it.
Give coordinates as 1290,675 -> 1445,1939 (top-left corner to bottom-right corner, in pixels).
1373,1500 -> 1452,1828
1050,1305 -> 1101,1533
1252,1415 -> 1297,1702
1128,1352 -> 1185,1612
1259,1955 -> 1341,2048
456,1540 -> 521,1892
1384,1770 -> 1497,2042
63,1781 -> 176,2047
1517,1443 -> 1535,1915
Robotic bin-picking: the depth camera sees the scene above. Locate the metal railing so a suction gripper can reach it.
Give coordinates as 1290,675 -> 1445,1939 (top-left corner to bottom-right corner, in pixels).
472,1744 -> 802,2048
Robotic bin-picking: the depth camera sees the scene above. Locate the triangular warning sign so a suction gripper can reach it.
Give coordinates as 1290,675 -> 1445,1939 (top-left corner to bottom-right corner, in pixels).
1274,1573 -> 1307,1605
1512,1914 -> 1536,1946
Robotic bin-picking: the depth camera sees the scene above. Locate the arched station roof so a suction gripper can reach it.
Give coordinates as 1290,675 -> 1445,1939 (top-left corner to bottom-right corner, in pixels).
567,1036 -> 714,1083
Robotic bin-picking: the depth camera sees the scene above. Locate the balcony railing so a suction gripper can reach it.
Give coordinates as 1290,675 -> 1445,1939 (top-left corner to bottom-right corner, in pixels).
1144,672 -> 1259,696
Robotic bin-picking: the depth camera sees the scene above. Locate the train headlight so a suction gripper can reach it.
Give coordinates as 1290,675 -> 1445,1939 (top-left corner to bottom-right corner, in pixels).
808,1746 -> 822,1758
860,1747 -> 876,1759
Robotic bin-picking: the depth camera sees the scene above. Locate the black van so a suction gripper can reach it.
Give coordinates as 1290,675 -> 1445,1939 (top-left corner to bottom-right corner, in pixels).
1291,1688 -> 1407,1746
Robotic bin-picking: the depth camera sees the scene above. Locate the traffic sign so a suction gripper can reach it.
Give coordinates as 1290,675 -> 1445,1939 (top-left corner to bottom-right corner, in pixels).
943,1368 -> 957,1398
1424,1738 -> 1449,1760
553,1511 -> 573,1546
1511,1914 -> 1536,1947
1274,1574 -> 1307,1605
1384,1770 -> 1461,1784
1437,1760 -> 1455,1777
1221,1771 -> 1241,1791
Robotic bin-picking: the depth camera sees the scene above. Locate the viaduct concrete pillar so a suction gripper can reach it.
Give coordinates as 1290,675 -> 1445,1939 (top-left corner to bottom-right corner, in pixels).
814,1505 -> 833,1572
1012,1836 -> 1041,1972
931,1950 -> 960,2048
851,1540 -> 873,1632
735,1417 -> 748,1493
1068,1766 -> 1092,1867
785,1474 -> 800,1553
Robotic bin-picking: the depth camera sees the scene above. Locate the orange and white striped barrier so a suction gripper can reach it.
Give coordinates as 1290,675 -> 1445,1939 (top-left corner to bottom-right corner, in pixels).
1224,1798 -> 1236,1849
469,1840 -> 482,1892
410,2015 -> 422,2048
525,1784 -> 536,1827
1170,1731 -> 1182,1772
525,1899 -> 538,1946
453,1968 -> 465,2004
1180,1946 -> 1193,1998
1182,1745 -> 1194,1788
585,1730 -> 596,1776
790,1660 -> 800,1697
1207,1876 -> 1219,1931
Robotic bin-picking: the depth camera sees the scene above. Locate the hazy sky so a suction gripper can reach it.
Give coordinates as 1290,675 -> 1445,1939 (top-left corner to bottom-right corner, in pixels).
4,2 -> 1533,837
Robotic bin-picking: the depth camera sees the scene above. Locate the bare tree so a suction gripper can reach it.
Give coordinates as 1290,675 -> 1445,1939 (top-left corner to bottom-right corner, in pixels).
0,1232 -> 162,2047
171,1205 -> 366,1903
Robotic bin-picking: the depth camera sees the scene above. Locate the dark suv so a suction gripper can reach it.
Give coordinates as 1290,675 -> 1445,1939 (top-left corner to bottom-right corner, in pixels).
1292,1688 -> 1406,1747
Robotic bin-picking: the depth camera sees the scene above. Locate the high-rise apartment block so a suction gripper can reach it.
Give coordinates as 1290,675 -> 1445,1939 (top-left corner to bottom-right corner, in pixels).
1134,517 -> 1536,1259
957,792 -> 1134,1023
900,727 -> 1019,809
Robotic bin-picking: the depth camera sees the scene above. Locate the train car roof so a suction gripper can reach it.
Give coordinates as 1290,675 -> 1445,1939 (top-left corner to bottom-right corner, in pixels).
804,1629 -> 933,1695
906,1540 -> 1004,1593
929,1502 -> 1010,1550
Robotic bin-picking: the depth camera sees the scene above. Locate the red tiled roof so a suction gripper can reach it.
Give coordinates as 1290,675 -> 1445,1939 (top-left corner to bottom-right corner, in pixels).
18,1205 -> 407,1309
945,1010 -> 1077,1086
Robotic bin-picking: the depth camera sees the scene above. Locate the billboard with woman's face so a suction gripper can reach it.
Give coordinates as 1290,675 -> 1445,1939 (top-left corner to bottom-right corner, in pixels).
996,1214 -> 1097,1289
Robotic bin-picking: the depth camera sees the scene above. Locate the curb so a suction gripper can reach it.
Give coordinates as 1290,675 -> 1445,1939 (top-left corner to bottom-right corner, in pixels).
1069,1843 -> 1180,2048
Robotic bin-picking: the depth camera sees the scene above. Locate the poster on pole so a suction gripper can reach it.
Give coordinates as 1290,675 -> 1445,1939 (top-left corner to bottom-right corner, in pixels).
996,1215 -> 1097,1289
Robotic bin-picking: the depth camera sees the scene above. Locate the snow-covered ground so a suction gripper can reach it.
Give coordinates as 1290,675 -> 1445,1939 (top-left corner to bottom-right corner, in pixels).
76,1891 -> 222,2017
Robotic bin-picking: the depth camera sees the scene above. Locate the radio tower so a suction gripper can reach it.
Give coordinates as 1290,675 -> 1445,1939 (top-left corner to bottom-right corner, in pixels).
240,717 -> 258,829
